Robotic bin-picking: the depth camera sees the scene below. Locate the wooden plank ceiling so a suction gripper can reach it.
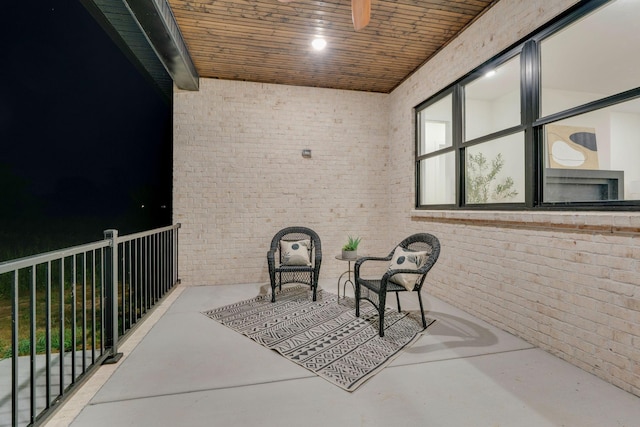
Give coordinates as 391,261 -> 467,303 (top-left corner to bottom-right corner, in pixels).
167,0 -> 497,93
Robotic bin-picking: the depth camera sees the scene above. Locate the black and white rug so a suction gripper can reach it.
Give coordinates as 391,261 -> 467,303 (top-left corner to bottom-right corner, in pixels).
202,286 -> 435,392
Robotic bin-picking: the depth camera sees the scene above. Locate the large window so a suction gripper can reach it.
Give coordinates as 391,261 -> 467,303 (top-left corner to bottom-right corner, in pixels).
464,55 -> 521,142
540,0 -> 640,117
415,0 -> 640,210
466,133 -> 525,205
542,98 -> 640,202
416,93 -> 455,206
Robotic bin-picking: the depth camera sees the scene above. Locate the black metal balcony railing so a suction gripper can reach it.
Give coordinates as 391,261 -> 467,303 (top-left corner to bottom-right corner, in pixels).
0,224 -> 180,427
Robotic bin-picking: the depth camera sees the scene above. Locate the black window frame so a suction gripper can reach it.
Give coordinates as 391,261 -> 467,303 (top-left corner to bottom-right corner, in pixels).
415,89 -> 457,209
414,0 -> 640,211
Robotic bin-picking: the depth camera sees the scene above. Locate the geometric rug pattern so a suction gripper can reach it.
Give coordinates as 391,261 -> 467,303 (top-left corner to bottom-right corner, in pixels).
202,286 -> 435,391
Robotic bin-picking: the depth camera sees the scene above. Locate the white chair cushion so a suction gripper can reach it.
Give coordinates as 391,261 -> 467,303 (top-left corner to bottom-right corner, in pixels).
387,247 -> 428,291
280,240 -> 312,266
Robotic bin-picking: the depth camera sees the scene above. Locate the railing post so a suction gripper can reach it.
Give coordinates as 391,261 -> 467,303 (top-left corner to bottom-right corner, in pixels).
176,223 -> 181,285
103,229 -> 123,364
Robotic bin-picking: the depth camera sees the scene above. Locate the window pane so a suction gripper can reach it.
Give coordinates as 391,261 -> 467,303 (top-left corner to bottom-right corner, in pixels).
543,98 -> 640,202
418,94 -> 452,155
419,152 -> 455,205
541,0 -> 640,117
464,55 -> 520,141
465,133 -> 525,204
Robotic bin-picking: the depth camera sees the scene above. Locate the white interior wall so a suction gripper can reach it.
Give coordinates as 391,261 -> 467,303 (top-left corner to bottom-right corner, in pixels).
611,112 -> 640,199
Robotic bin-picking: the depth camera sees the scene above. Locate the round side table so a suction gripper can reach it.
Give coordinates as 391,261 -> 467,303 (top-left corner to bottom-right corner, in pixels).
335,254 -> 362,300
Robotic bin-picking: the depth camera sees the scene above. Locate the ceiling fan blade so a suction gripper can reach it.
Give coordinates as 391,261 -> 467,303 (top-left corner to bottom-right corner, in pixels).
352,0 -> 371,31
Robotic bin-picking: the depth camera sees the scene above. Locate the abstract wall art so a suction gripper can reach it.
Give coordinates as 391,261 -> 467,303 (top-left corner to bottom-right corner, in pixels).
546,125 -> 599,169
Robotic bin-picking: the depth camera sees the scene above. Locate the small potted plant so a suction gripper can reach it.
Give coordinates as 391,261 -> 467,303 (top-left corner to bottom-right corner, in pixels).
342,235 -> 362,260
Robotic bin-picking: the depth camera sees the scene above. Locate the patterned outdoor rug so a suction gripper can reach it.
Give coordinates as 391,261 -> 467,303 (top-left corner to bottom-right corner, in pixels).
202,285 -> 435,392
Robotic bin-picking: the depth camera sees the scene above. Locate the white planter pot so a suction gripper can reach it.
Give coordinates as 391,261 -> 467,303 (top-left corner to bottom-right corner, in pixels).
342,249 -> 357,260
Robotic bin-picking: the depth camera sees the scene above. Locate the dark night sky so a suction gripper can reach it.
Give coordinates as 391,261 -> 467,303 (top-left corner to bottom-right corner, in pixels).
0,1 -> 173,260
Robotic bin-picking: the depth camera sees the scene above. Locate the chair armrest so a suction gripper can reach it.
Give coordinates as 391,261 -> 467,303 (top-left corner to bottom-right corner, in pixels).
267,250 -> 276,271
313,247 -> 322,265
355,255 -> 392,268
354,255 -> 392,280
313,247 -> 322,275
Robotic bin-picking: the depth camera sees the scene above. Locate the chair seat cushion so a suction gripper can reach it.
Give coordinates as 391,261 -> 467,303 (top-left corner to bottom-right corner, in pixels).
387,247 -> 429,291
280,240 -> 312,266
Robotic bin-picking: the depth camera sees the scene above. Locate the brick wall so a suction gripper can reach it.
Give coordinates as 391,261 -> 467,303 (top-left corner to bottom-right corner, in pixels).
173,0 -> 639,397
173,80 -> 390,285
386,0 -> 639,397
404,211 -> 640,396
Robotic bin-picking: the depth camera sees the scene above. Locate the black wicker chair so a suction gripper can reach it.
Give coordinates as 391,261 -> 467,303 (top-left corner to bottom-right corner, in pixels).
355,233 -> 440,337
267,226 -> 322,302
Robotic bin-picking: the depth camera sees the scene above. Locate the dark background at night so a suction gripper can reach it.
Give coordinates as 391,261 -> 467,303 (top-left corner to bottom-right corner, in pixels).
0,1 -> 173,261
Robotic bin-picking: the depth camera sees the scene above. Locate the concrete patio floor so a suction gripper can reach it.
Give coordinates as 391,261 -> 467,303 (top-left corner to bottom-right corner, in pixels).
45,278 -> 640,427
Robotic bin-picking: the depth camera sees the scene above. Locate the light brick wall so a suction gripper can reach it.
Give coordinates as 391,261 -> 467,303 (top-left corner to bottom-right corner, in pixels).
173,0 -> 639,397
386,0 -> 639,397
406,211 -> 640,396
173,79 -> 391,286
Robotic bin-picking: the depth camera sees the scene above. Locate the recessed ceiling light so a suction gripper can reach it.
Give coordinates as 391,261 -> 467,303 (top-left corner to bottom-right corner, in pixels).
484,70 -> 497,78
312,37 -> 327,51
